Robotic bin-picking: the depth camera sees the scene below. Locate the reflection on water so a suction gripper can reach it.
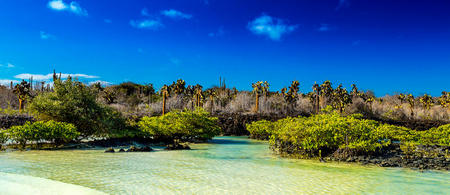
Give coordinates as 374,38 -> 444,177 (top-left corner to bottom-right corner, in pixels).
0,136 -> 449,194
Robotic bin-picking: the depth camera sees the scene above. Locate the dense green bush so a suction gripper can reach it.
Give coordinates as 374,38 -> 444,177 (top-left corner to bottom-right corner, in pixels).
0,130 -> 7,148
138,109 -> 220,145
29,76 -> 127,137
6,120 -> 79,148
418,124 -> 450,145
246,119 -> 274,139
247,112 -> 448,157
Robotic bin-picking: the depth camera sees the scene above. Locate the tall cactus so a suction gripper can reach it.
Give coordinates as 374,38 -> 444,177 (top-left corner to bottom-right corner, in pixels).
13,80 -> 31,111
161,85 -> 169,115
252,81 -> 264,113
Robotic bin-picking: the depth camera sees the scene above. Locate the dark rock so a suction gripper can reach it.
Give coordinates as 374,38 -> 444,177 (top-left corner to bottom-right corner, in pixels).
118,149 -> 126,152
127,146 -> 139,152
165,144 -> 191,150
141,146 -> 153,152
105,147 -> 115,153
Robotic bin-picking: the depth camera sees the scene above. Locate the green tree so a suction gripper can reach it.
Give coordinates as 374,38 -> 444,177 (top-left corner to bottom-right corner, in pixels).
138,109 -> 220,147
29,76 -> 125,137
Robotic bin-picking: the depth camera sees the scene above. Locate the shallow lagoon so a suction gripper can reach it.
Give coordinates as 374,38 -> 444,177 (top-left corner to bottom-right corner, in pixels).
0,136 -> 448,194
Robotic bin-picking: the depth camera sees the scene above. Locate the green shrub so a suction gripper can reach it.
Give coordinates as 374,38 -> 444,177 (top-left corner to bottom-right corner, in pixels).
246,120 -> 274,139
138,108 -> 220,145
6,120 -> 79,148
418,124 -> 450,145
257,112 -> 419,156
250,112 -> 448,157
29,76 -> 127,137
0,130 -> 7,148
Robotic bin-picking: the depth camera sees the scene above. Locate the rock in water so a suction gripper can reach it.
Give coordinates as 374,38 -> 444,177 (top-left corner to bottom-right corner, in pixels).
141,146 -> 153,152
104,147 -> 115,153
118,149 -> 126,152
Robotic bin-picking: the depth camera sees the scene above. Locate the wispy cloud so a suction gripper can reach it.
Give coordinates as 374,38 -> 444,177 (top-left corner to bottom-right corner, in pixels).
40,31 -> 55,40
317,24 -> 330,32
161,9 -> 192,19
0,63 -> 15,68
89,80 -> 111,86
48,0 -> 88,16
247,14 -> 297,41
14,73 -> 98,81
208,26 -> 225,37
0,79 -> 20,86
336,0 -> 350,11
130,19 -> 163,30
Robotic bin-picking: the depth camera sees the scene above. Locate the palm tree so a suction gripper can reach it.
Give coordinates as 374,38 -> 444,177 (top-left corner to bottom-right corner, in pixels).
13,80 -> 31,112
161,85 -> 169,115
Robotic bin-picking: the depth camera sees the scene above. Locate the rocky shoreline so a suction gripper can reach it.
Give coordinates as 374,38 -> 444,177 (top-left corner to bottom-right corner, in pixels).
273,143 -> 449,170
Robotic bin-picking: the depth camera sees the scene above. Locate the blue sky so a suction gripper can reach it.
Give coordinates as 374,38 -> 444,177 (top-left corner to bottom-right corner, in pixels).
0,0 -> 449,96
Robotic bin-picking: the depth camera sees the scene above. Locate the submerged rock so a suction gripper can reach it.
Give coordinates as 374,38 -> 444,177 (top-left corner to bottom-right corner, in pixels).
127,146 -> 153,152
141,146 -> 153,152
165,144 -> 191,150
104,147 -> 115,153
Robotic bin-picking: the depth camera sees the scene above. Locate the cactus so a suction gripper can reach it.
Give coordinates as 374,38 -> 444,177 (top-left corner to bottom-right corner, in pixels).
161,85 -> 169,115
13,80 -> 31,111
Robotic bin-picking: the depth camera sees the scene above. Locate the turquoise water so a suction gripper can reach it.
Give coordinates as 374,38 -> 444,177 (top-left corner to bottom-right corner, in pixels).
0,136 -> 448,194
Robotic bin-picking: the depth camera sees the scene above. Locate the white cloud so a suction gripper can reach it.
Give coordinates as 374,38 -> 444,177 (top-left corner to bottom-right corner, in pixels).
247,14 -> 297,41
317,24 -> 330,32
0,63 -> 15,68
14,73 -> 98,81
0,79 -> 20,86
161,9 -> 192,19
47,0 -> 88,16
48,0 -> 67,10
89,80 -> 111,86
69,2 -> 88,16
130,19 -> 163,30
